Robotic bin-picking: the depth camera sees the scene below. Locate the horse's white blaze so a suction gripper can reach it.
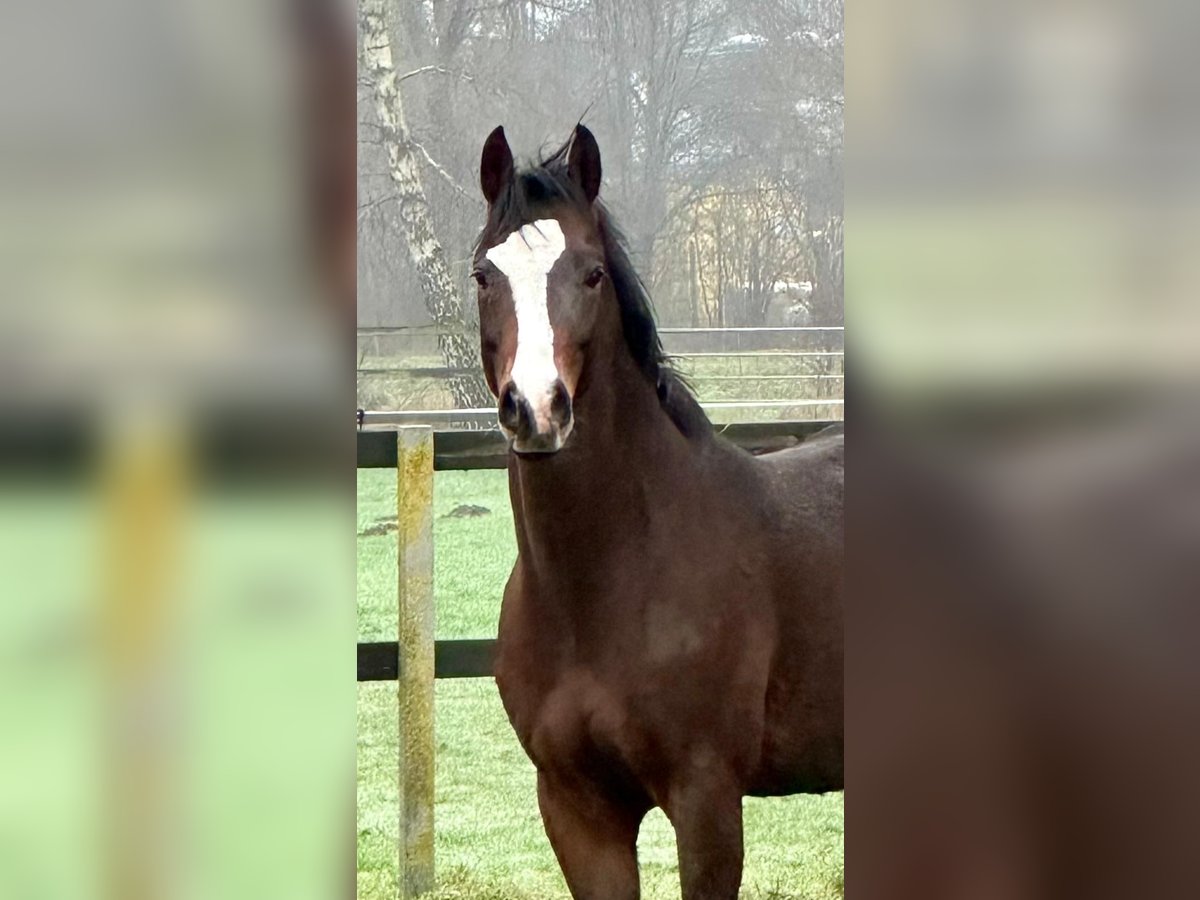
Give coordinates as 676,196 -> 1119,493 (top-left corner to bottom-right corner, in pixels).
485,218 -> 567,433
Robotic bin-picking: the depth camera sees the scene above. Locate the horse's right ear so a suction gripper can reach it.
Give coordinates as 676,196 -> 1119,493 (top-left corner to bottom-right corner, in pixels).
480,125 -> 513,205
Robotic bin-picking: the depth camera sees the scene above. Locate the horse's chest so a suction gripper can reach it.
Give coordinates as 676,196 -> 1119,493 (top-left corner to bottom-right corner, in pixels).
501,665 -> 636,779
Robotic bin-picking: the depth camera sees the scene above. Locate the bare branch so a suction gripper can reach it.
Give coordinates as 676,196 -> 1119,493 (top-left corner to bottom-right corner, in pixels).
397,64 -> 474,84
410,139 -> 474,201
357,193 -> 398,222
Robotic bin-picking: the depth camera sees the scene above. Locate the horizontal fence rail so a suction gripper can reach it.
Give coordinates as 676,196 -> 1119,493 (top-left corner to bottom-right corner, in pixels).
357,368 -> 844,381
357,402 -> 842,430
358,353 -> 843,374
356,419 -> 842,471
357,327 -> 845,392
358,350 -> 845,367
666,351 -> 843,358
358,325 -> 844,335
358,638 -> 497,681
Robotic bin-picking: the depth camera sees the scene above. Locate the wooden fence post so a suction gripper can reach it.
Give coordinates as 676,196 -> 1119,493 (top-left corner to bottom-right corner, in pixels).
396,426 -> 435,897
100,418 -> 187,900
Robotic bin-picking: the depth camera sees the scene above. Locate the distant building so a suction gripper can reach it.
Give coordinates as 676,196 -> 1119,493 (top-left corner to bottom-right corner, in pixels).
765,281 -> 814,326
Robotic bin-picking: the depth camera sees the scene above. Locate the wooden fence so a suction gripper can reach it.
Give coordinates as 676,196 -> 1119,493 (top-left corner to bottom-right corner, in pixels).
356,419 -> 836,897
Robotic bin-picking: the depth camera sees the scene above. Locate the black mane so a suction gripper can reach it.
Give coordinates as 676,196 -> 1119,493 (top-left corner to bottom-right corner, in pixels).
477,137 -> 711,440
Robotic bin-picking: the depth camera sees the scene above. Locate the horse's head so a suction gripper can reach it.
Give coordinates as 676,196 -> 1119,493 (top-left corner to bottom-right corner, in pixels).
473,124 -> 614,455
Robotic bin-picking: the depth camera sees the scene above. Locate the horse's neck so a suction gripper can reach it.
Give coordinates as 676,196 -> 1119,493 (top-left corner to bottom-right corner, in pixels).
508,354 -> 697,586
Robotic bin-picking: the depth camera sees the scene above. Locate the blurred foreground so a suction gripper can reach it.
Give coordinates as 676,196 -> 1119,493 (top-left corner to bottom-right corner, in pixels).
851,0 -> 1200,896
0,2 -> 353,899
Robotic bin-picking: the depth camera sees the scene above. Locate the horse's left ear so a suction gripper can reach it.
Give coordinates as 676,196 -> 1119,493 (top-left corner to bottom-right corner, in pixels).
568,124 -> 602,204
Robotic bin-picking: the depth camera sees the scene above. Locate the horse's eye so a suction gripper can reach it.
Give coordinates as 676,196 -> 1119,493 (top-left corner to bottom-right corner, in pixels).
584,267 -> 605,289
472,270 -> 488,289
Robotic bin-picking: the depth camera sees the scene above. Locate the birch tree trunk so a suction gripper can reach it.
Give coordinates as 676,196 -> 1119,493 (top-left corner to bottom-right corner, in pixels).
361,0 -> 492,411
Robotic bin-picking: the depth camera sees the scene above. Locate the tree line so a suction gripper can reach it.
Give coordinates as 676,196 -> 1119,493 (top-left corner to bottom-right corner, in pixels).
359,0 -> 843,408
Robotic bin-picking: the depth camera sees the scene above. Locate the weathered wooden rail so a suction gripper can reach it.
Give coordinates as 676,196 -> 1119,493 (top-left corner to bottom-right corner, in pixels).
356,419 -> 837,897
356,419 -> 838,473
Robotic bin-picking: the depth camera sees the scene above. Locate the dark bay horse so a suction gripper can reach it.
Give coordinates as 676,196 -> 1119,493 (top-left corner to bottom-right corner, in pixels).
473,124 -> 843,900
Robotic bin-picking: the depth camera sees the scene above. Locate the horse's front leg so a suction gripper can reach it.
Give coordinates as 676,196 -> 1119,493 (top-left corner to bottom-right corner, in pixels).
666,772 -> 745,900
538,772 -> 644,900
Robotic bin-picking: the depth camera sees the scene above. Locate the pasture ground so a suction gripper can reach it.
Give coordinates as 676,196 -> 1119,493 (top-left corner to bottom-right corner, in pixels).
357,468 -> 844,899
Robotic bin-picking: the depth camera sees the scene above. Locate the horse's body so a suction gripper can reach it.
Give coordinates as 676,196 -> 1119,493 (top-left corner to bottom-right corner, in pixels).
474,125 -> 842,900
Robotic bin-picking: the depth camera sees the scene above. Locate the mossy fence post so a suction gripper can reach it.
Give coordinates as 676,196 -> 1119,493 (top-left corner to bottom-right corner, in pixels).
397,426 -> 434,897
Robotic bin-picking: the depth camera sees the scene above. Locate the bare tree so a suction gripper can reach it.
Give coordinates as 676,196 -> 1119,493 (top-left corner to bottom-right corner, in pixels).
356,0 -> 844,398
360,0 -> 491,409
742,0 -> 844,325
589,0 -> 732,279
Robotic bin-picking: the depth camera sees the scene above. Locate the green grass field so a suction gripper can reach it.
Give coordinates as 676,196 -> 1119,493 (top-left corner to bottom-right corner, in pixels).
357,469 -> 844,899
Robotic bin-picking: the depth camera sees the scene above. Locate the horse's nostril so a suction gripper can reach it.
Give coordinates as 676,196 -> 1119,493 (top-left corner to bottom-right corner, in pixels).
499,385 -> 537,439
550,381 -> 572,428
499,385 -> 522,433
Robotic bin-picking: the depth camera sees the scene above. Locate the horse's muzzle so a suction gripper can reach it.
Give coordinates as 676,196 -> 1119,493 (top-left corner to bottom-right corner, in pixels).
499,380 -> 573,454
